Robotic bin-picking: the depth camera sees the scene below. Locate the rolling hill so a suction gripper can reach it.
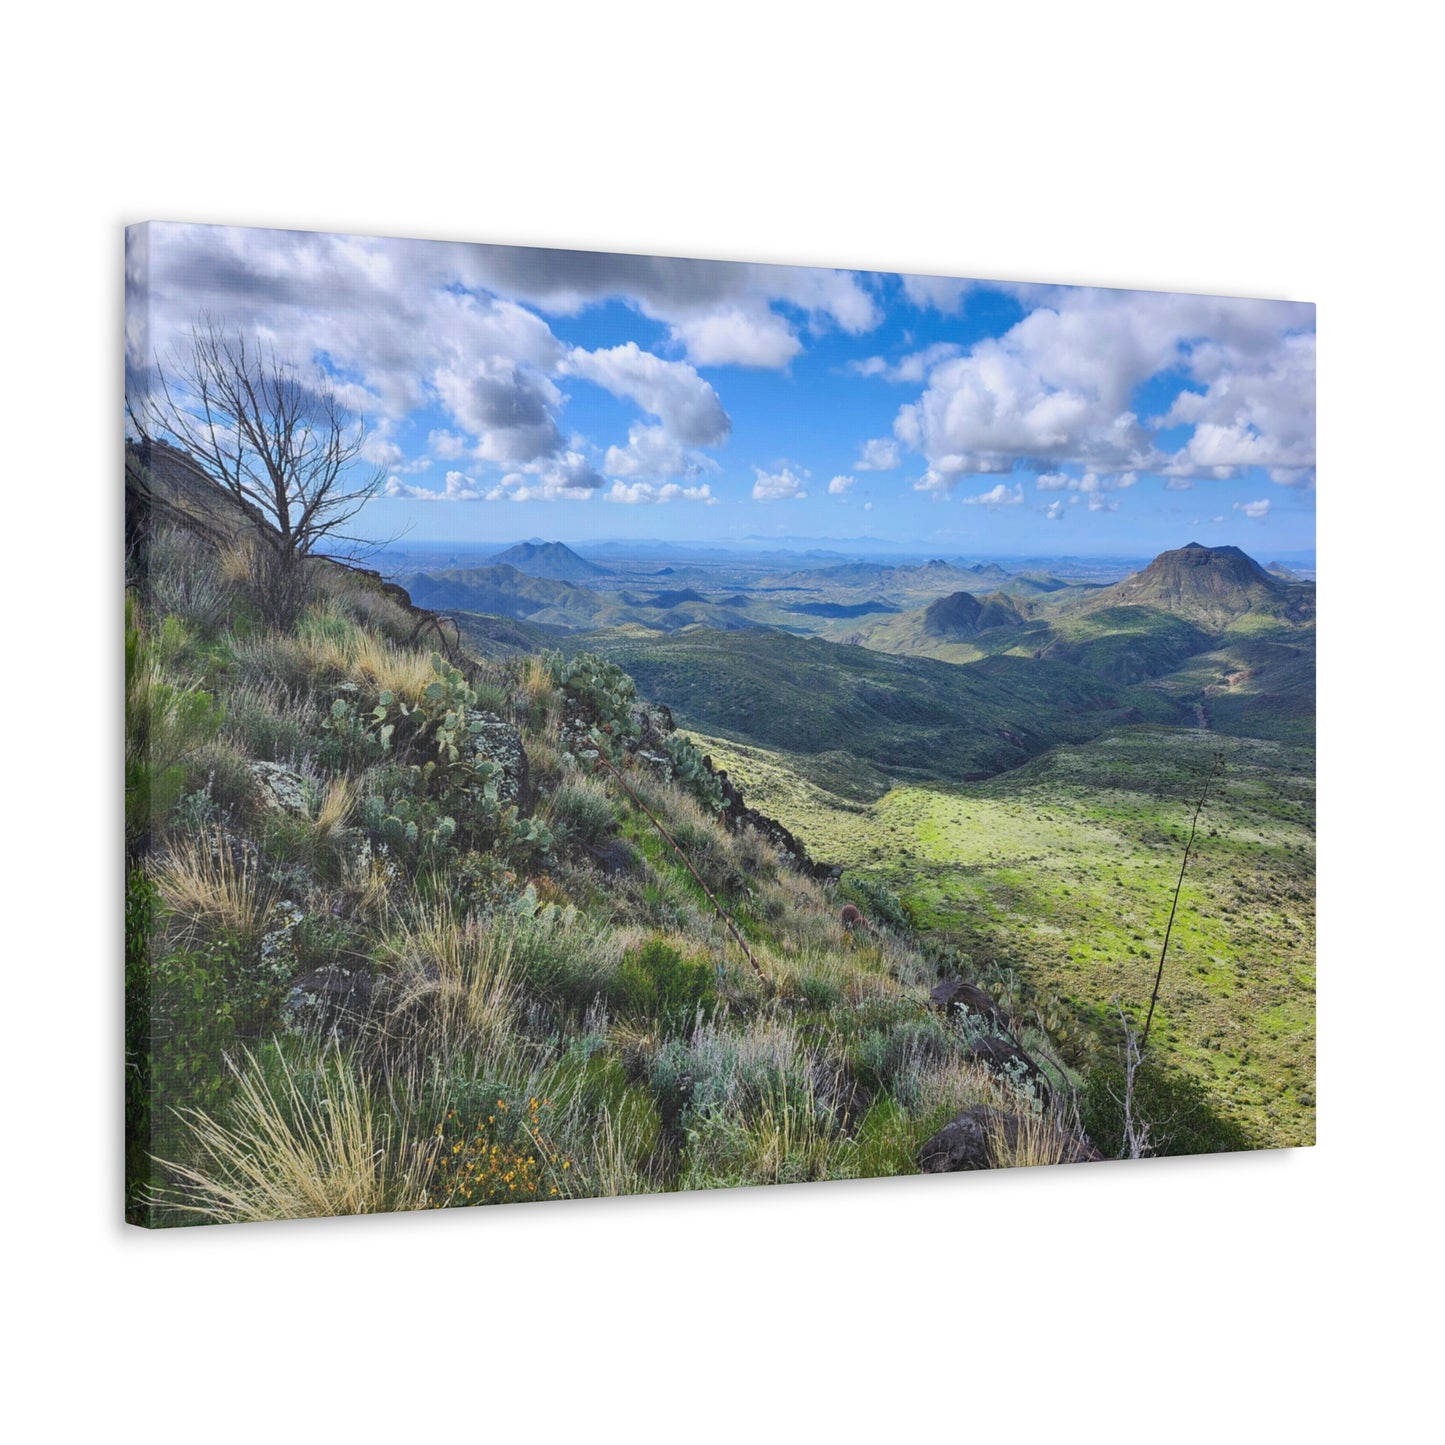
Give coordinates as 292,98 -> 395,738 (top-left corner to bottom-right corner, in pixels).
579,625 -> 1184,799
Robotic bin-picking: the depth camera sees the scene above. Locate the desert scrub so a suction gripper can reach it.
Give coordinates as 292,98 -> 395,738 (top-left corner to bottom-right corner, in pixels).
144,526 -> 236,637
374,901 -> 522,1070
156,1044 -> 435,1224
839,873 -> 913,934
609,935 -> 718,1025
664,732 -> 725,814
180,737 -> 260,825
851,1011 -> 960,1109
430,1095 -> 572,1205
220,677 -> 320,764
545,774 -> 618,851
544,649 -> 638,734
308,563 -> 418,645
126,595 -> 223,852
680,1065 -> 852,1189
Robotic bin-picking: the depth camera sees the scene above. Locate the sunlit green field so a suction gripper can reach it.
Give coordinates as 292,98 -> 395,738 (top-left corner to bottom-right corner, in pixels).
693,726 -> 1316,1148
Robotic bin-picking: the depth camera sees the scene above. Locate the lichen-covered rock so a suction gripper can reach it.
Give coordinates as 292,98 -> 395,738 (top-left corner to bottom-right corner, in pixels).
930,977 -> 1011,1031
284,963 -> 375,1037
918,1106 -> 1011,1172
964,1034 -> 1048,1094
467,713 -> 532,811
249,761 -> 314,816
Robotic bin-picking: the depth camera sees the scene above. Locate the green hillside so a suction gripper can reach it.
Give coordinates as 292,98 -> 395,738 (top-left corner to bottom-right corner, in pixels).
580,625 -> 1184,798
693,726 -> 1316,1147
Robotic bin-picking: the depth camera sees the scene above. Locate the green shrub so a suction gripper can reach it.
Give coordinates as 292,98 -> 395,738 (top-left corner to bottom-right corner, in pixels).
1081,1060 -> 1254,1158
851,1013 -> 958,1108
548,775 -> 617,850
126,595 -> 223,851
610,936 -> 716,1022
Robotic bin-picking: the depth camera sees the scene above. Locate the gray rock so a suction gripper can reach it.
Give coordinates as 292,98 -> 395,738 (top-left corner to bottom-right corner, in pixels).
918,1106 -> 1013,1172
284,964 -> 375,1037
918,1105 -> 1102,1172
249,760 -> 315,816
467,713 -> 532,811
965,1034 -> 1047,1093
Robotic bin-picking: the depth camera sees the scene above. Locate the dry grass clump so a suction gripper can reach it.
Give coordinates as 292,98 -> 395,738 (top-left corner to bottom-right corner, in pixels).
308,563 -> 418,644
220,676 -> 319,763
152,829 -> 274,946
146,526 -> 235,635
582,1098 -> 665,1198
675,1019 -> 853,1187
987,1105 -> 1078,1169
313,774 -> 357,844
375,901 -> 522,1067
232,607 -> 438,705
184,737 -> 261,821
157,1047 -> 436,1223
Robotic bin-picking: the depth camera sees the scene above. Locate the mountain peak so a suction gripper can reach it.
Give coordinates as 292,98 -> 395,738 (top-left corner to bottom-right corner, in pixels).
487,540 -> 610,582
1081,542 -> 1287,626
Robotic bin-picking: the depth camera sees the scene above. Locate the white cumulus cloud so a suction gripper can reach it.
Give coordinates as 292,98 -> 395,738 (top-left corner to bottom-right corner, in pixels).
961,481 -> 1025,507
856,437 -> 900,471
752,464 -> 809,501
605,480 -> 716,505
828,474 -> 855,496
562,342 -> 731,447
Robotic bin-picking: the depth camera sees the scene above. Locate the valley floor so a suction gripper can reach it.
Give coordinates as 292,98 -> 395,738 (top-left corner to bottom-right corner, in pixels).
692,725 -> 1316,1148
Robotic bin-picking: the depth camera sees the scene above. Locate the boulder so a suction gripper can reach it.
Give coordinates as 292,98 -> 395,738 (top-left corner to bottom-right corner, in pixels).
284,964 -> 375,1037
249,760 -> 314,816
468,713 -> 532,812
965,1034 -> 1047,1093
918,1106 -> 1014,1172
918,1105 -> 1102,1172
930,977 -> 1010,1031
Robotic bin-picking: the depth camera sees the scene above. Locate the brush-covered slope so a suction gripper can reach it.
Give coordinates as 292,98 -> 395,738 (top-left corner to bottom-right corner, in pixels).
129,510 -> 1122,1223
922,590 -> 1025,638
582,625 -> 1183,799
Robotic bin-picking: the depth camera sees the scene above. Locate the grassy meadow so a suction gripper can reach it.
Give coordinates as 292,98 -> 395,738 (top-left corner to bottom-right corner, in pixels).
693,727 -> 1316,1147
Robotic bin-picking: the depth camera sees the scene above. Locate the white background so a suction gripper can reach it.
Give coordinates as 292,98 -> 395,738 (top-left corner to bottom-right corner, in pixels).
3,4 -> 1438,1440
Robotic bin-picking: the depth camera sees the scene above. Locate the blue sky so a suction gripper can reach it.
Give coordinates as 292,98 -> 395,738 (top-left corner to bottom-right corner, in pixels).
127,224 -> 1316,557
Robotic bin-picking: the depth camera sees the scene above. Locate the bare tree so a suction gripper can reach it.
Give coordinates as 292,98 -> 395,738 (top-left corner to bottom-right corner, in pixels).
131,317 -> 386,627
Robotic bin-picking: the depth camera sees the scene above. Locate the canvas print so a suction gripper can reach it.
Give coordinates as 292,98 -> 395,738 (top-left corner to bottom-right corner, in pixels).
124,223 -> 1315,1226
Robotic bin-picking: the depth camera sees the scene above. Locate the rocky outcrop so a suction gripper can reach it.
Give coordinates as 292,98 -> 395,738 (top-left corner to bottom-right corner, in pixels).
708,762 -> 839,881
284,963 -> 375,1037
616,698 -> 840,882
249,761 -> 313,815
930,977 -> 1010,1032
468,713 -> 532,812
918,1105 -> 1102,1172
965,1034 -> 1047,1093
